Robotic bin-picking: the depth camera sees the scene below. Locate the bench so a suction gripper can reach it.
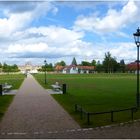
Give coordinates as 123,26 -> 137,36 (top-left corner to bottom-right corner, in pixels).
3,83 -> 12,92
51,82 -> 61,92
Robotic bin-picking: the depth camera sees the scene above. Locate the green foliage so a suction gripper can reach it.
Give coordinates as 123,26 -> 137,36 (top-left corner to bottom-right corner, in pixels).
80,59 -> 96,66
0,95 -> 14,120
55,61 -> 66,66
81,61 -> 91,66
103,52 -> 116,73
120,59 -> 126,73
2,63 -> 20,73
34,73 -> 138,127
39,63 -> 54,72
96,61 -> 103,72
91,59 -> 96,66
102,52 -> 125,73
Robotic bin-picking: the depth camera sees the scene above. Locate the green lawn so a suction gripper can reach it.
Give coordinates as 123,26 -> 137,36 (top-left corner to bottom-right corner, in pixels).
0,95 -> 14,120
0,73 -> 25,120
0,73 -> 25,89
34,73 -> 140,127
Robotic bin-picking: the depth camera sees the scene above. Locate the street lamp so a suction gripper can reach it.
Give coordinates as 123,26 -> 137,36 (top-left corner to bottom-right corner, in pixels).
133,27 -> 140,107
44,60 -> 47,84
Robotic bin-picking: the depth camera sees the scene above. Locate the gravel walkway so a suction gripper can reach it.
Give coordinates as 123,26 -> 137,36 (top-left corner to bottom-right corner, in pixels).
0,74 -> 80,138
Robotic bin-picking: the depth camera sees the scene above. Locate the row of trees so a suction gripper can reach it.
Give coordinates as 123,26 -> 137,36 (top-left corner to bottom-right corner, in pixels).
53,52 -> 126,73
0,63 -> 20,73
38,63 -> 54,72
96,52 -> 126,73
0,52 -> 126,73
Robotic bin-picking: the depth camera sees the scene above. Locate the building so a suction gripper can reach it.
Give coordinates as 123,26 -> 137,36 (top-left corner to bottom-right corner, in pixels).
18,62 -> 41,74
127,62 -> 140,73
55,65 -> 95,74
62,65 -> 79,74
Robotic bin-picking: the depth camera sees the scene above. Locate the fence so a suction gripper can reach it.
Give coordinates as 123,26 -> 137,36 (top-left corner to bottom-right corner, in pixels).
75,104 -> 138,125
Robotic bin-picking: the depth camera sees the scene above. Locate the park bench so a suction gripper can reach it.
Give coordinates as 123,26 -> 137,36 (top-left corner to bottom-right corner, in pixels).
51,82 -> 61,92
3,83 -> 12,92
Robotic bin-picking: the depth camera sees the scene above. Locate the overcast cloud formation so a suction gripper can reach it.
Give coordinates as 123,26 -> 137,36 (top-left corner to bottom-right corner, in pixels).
0,1 -> 139,65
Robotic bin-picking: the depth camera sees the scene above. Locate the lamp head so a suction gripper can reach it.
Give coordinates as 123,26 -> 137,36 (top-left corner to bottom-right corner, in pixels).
133,27 -> 140,46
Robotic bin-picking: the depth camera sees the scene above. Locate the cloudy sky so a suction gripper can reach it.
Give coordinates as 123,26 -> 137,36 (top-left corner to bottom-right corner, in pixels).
0,0 -> 139,65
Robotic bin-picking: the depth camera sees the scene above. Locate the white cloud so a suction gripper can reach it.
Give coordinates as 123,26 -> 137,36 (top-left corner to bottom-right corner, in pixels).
2,24 -> 137,65
0,1 -> 137,65
74,1 -> 139,34
5,26 -> 91,59
26,26 -> 84,44
0,2 -> 57,37
7,43 -> 48,53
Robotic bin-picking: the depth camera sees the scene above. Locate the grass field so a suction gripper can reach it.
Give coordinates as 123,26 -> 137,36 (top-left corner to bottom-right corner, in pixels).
0,74 -> 25,89
0,73 -> 25,120
34,73 -> 140,127
0,95 -> 14,120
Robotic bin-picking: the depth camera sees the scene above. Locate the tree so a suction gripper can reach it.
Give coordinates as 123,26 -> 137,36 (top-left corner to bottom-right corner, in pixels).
2,63 -> 20,73
59,61 -> 66,66
119,59 -> 126,73
96,60 -> 103,73
47,63 -> 54,71
3,63 -> 9,72
71,57 -> 77,65
55,60 -> 66,67
103,52 -> 118,73
91,59 -> 96,66
81,61 -> 91,66
41,62 -> 54,72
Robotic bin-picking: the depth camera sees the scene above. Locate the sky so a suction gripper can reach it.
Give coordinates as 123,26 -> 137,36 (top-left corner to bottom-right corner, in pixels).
0,0 -> 139,65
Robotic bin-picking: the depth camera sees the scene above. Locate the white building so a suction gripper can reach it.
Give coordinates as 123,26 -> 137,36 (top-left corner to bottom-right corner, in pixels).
18,62 -> 41,74
61,65 -> 95,74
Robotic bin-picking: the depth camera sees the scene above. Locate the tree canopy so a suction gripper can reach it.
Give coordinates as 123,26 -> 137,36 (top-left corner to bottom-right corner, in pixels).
1,63 -> 20,72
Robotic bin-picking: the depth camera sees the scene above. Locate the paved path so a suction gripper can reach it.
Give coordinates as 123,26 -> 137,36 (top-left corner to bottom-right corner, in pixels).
0,74 -> 80,138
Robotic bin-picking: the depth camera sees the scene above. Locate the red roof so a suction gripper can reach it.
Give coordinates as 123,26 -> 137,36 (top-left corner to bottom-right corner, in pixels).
55,65 -> 95,71
78,66 -> 95,70
63,65 -> 95,70
127,62 -> 140,70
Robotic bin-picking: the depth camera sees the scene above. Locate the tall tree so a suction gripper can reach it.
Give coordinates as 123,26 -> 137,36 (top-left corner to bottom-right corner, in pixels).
71,57 -> 77,65
103,52 -> 118,73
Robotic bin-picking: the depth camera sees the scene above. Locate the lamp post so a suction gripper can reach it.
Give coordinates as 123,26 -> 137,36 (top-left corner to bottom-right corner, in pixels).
133,27 -> 140,107
44,60 -> 47,84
